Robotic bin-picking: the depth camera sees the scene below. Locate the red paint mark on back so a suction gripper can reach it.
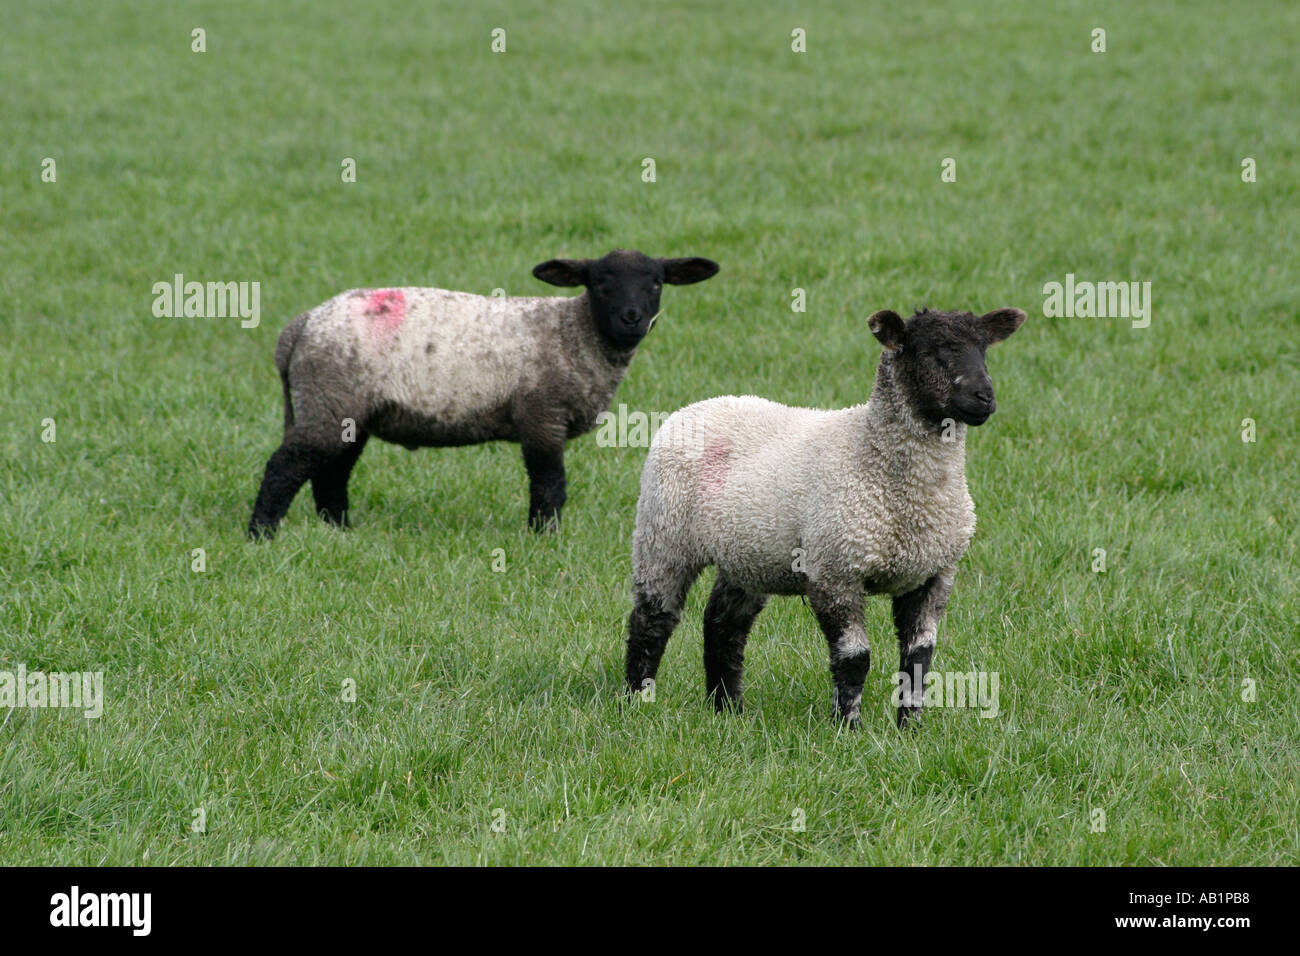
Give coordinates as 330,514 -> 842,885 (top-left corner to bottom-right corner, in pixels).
700,439 -> 731,496
363,289 -> 406,334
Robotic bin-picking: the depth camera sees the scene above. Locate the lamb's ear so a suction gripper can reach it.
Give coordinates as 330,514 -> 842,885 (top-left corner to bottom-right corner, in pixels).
661,257 -> 719,285
981,307 -> 1026,344
868,309 -> 906,351
532,259 -> 589,287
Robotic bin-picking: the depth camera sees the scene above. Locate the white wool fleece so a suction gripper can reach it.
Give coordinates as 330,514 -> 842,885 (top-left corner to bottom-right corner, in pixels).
633,394 -> 976,600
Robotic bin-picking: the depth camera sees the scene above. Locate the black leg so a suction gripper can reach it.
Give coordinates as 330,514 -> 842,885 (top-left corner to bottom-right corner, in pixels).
522,442 -> 566,532
625,590 -> 680,699
625,570 -> 699,700
702,575 -> 767,712
249,443 -> 318,539
311,435 -> 368,526
807,585 -> 869,727
892,569 -> 955,729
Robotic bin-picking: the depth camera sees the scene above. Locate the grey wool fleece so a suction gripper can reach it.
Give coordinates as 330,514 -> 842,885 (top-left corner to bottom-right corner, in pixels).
281,287 -> 631,451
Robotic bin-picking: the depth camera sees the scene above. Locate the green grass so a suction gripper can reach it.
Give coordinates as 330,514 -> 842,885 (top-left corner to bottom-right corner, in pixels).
1,0 -> 1297,865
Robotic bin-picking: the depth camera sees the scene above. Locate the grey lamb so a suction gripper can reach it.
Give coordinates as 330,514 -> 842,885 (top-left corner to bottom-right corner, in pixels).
248,249 -> 719,538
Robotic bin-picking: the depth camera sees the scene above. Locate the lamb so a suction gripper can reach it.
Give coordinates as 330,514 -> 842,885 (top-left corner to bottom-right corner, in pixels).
247,249 -> 719,538
624,306 -> 1025,727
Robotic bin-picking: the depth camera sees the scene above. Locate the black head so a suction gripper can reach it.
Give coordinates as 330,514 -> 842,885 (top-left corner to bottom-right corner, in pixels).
867,307 -> 1026,426
532,249 -> 719,348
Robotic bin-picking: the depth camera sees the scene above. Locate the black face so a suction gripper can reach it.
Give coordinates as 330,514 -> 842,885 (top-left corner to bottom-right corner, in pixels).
532,249 -> 720,349
585,252 -> 667,347
868,307 -> 1026,427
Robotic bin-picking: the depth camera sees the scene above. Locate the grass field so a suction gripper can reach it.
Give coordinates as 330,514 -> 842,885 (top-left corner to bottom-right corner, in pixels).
1,0 -> 1297,865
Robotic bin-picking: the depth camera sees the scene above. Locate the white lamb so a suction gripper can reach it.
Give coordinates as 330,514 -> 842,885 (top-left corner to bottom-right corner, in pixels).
624,306 -> 1026,727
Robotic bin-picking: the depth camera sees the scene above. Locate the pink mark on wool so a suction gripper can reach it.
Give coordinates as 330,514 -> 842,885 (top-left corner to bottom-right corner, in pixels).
362,289 -> 406,333
700,439 -> 731,497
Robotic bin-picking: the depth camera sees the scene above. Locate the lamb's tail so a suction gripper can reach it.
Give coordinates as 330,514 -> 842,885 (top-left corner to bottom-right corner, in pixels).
274,312 -> 310,432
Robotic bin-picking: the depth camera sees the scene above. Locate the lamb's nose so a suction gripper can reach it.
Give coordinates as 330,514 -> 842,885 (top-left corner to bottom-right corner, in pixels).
973,386 -> 994,405
622,309 -> 639,324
